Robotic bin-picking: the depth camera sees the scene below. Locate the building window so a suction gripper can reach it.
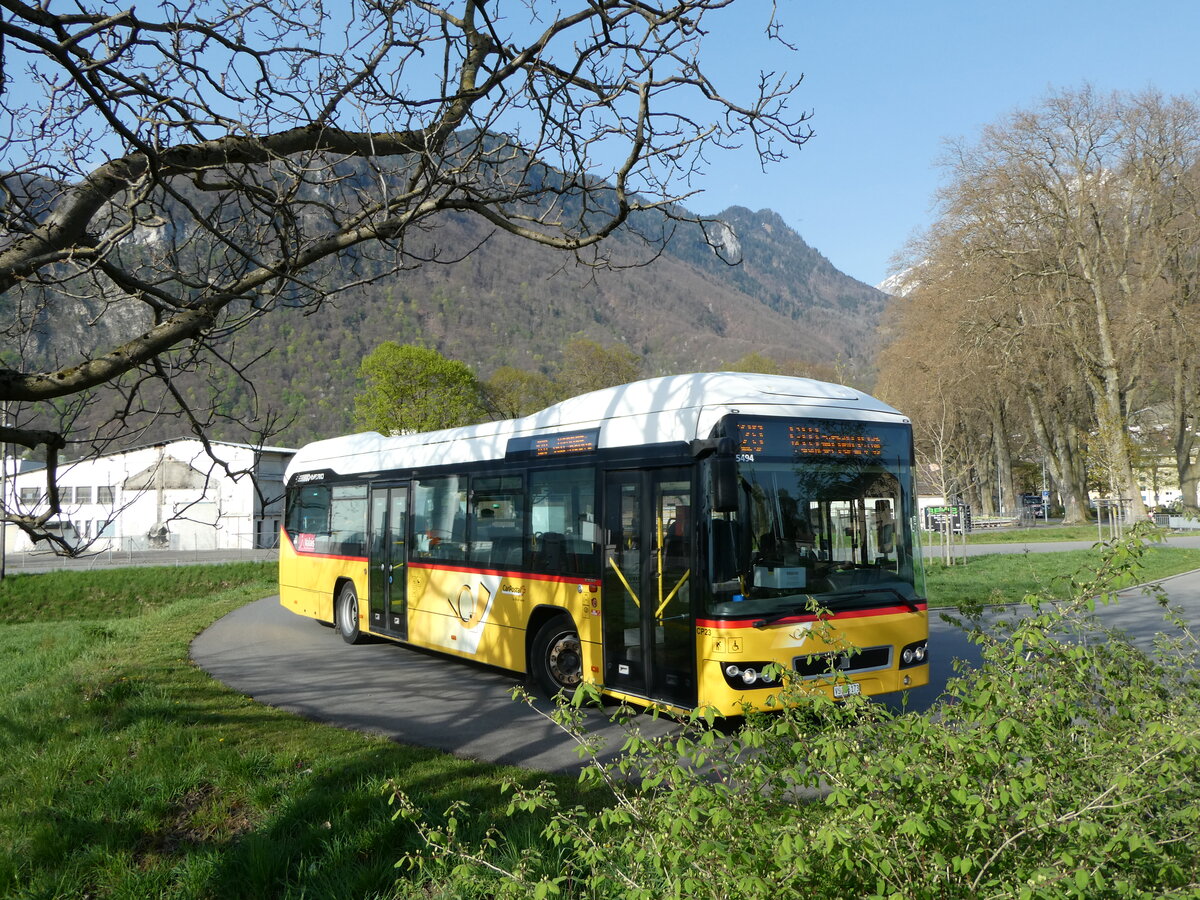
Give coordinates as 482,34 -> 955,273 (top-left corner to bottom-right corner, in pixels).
98,486 -> 115,504
19,487 -> 39,505
76,486 -> 93,505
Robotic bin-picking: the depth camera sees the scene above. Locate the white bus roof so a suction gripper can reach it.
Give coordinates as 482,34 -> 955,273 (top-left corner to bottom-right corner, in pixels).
285,371 -> 908,481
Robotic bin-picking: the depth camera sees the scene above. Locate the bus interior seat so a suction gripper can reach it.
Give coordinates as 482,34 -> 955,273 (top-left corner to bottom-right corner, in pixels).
489,534 -> 523,568
536,532 -> 566,572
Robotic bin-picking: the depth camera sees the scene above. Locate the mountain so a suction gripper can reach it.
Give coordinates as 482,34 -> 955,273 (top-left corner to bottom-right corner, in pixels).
4,178 -> 889,447
237,204 -> 888,443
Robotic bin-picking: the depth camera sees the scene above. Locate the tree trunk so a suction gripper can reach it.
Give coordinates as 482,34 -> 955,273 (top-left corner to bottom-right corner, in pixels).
990,399 -> 1016,515
1170,344 -> 1200,517
1026,391 -> 1092,524
1074,245 -> 1148,522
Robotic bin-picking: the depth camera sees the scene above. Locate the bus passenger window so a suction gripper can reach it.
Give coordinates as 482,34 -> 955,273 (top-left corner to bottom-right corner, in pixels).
285,484 -> 331,551
413,476 -> 467,561
469,475 -> 525,568
329,484 -> 368,557
529,468 -> 598,576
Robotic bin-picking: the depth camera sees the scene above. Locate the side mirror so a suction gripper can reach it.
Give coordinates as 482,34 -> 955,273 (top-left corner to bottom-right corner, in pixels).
711,437 -> 739,513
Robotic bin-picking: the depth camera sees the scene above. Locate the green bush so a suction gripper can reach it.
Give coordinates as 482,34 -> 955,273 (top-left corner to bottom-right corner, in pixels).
396,524 -> 1200,898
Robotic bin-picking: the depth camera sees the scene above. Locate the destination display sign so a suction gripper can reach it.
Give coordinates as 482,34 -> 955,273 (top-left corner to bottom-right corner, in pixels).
733,418 -> 901,460
506,428 -> 600,460
786,424 -> 883,458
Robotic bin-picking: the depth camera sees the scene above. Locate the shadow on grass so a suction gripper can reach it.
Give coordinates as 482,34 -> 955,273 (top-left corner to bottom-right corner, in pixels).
1,611 -> 580,900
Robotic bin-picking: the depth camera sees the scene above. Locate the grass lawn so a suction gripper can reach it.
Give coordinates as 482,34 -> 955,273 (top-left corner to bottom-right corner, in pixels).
0,563 -> 582,900
923,545 -> 1200,607
3,547 -> 1197,897
961,523 -> 1137,543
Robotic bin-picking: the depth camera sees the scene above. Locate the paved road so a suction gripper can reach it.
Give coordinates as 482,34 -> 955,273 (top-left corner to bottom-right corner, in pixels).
191,598 -> 679,774
898,566 -> 1200,713
191,539 -> 1200,774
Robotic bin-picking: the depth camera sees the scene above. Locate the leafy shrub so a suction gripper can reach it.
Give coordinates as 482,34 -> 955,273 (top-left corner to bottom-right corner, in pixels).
394,525 -> 1200,898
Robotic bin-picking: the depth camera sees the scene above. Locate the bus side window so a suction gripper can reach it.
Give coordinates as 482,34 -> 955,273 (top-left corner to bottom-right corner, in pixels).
468,475 -> 525,568
330,484 -> 368,557
529,467 -> 598,576
413,475 -> 466,560
286,483 -> 331,551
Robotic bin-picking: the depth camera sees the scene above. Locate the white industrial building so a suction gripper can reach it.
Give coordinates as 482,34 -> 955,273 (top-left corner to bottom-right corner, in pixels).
3,438 -> 294,553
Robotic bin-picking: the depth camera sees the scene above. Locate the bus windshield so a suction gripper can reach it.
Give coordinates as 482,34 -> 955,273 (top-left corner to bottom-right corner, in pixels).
706,419 -> 922,618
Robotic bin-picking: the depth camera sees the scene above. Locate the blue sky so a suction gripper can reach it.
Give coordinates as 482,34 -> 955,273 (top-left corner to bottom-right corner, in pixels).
687,0 -> 1200,288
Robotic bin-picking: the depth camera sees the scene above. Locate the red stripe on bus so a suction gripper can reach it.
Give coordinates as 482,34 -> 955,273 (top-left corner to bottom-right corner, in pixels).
695,602 -> 927,629
408,561 -> 601,586
283,533 -> 600,586
280,531 -> 367,563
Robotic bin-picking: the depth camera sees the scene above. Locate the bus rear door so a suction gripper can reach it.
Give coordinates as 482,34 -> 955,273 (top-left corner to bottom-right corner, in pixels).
602,468 -> 696,708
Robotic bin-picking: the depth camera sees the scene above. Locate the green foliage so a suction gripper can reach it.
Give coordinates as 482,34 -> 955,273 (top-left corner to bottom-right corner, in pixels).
483,340 -> 643,418
555,337 -> 642,398
0,561 -> 274,624
0,563 -> 578,899
484,366 -> 561,419
726,350 -> 838,383
353,342 -> 489,434
397,524 -> 1200,897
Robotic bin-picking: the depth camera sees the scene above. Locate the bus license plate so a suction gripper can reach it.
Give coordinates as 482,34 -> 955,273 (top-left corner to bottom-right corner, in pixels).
833,683 -> 861,699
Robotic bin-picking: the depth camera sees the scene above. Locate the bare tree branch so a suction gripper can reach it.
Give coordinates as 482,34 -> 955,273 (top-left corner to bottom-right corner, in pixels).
0,0 -> 810,547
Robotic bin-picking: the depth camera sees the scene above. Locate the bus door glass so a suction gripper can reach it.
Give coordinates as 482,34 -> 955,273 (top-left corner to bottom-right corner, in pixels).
602,468 -> 695,707
369,485 -> 408,639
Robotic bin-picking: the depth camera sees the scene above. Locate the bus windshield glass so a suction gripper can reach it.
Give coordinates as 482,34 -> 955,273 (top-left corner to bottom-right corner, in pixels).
706,417 -> 922,618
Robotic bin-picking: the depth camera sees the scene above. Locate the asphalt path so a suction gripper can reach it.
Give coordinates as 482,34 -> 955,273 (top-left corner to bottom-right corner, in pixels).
191,597 -> 680,774
191,537 -> 1200,774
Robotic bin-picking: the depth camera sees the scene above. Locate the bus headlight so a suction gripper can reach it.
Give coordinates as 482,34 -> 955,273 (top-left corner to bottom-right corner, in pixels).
720,661 -> 779,689
899,640 -> 928,669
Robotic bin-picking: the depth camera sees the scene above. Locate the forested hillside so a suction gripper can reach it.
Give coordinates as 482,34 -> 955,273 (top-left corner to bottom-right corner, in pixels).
19,201 -> 888,448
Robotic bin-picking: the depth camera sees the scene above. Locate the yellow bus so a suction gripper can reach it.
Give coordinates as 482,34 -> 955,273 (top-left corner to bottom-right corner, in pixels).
279,372 -> 928,715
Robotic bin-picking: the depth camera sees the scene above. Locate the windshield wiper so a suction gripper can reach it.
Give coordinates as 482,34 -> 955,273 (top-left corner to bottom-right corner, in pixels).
752,603 -> 814,629
752,588 -> 924,628
824,586 -> 924,612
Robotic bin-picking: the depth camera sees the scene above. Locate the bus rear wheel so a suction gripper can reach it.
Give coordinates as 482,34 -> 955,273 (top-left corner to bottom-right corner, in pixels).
336,582 -> 365,645
531,615 -> 582,698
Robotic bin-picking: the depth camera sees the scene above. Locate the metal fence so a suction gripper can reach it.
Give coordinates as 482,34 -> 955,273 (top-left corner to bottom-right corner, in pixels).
3,535 -> 279,574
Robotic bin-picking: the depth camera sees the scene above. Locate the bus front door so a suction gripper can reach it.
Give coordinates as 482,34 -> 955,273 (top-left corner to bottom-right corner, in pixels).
602,468 -> 695,708
369,485 -> 408,639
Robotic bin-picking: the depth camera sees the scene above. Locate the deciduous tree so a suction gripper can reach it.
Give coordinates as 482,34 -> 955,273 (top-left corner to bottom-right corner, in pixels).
883,87 -> 1200,523
0,0 -> 809,547
555,337 -> 643,398
353,343 -> 487,434
482,366 -> 561,420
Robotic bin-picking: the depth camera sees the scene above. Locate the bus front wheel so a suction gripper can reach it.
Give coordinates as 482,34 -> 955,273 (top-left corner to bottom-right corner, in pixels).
336,582 -> 365,645
531,615 -> 582,698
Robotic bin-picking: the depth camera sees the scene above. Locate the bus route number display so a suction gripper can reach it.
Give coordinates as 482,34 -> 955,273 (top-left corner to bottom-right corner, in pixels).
507,428 -> 600,460
789,424 -> 883,458
735,421 -> 885,459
